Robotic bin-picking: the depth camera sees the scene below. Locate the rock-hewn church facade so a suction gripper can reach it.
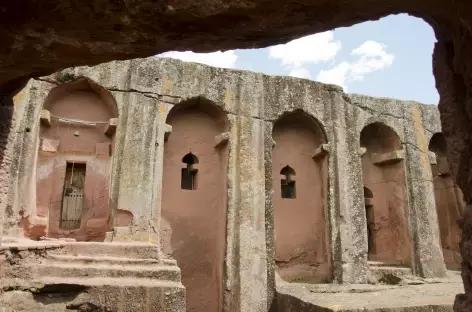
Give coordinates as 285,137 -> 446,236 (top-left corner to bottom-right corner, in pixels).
1,57 -> 463,312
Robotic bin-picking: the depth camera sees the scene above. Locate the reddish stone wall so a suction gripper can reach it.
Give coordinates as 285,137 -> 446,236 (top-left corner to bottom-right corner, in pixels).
429,133 -> 464,270
35,86 -> 115,241
360,123 -> 411,266
272,111 -> 331,283
161,99 -> 228,312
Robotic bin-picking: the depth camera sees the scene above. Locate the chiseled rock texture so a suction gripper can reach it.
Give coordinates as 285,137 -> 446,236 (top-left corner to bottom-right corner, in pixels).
4,56 -> 455,311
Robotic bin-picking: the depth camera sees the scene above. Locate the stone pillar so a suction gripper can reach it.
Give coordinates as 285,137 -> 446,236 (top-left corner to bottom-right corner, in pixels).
226,114 -> 268,312
110,92 -> 161,244
403,104 -> 446,277
0,96 -> 14,244
329,91 -> 369,283
2,80 -> 49,239
152,106 -> 172,257
2,88 -> 24,239
263,121 -> 276,311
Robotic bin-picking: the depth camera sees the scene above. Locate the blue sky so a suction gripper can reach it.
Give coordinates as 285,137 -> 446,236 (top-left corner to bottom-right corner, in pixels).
160,14 -> 438,104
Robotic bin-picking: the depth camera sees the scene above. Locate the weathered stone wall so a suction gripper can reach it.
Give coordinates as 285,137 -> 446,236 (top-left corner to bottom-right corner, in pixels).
4,56 -> 451,311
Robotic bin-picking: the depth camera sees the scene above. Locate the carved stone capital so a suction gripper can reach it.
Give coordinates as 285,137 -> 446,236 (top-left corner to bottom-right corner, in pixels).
40,109 -> 51,127
214,132 -> 229,148
313,143 -> 330,159
164,124 -> 172,141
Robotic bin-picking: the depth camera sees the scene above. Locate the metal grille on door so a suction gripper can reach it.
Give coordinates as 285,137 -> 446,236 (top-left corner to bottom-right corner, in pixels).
60,163 -> 86,230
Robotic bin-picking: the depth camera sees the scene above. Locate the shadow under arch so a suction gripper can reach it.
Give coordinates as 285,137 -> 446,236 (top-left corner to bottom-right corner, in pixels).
360,122 -> 402,153
428,132 -> 464,270
161,96 -> 229,312
359,121 -> 411,265
271,108 -> 331,283
364,186 -> 373,199
166,96 -> 228,133
273,109 -> 327,144
43,76 -> 118,118
429,132 -> 447,157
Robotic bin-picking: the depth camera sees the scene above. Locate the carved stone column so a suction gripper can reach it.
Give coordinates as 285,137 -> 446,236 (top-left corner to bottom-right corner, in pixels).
403,104 -> 446,277
111,93 -> 162,244
329,91 -> 370,283
225,113 -> 268,312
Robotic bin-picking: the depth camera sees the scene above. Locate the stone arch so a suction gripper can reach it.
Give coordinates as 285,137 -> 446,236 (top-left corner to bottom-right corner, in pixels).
429,133 -> 448,156
280,165 -> 296,176
272,109 -> 331,283
182,152 -> 199,165
161,96 -> 228,312
360,122 -> 411,266
274,108 -> 329,141
429,132 -> 464,270
361,117 -> 404,144
35,77 -> 118,241
43,77 -> 118,118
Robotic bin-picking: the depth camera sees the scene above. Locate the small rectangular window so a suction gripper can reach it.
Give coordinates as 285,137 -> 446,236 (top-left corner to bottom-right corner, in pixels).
281,179 -> 296,199
181,168 -> 197,190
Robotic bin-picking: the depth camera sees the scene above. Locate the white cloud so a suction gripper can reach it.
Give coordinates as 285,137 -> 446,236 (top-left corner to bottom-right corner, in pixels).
269,31 -> 341,79
159,50 -> 238,69
316,62 -> 351,88
269,32 -> 341,67
316,40 -> 395,90
289,67 -> 312,79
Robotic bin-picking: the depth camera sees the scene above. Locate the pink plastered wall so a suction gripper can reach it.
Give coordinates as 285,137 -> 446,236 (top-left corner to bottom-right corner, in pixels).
272,111 -> 331,283
33,80 -> 116,241
161,99 -> 228,312
361,123 -> 411,266
429,133 -> 464,270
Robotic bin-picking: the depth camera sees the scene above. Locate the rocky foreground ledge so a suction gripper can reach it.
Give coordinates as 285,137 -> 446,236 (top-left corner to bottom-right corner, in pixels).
277,272 -> 463,312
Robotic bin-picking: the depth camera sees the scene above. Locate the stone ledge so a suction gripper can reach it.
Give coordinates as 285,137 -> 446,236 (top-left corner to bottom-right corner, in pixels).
276,271 -> 461,312
40,109 -> 51,127
371,150 -> 404,165
437,158 -> 451,176
313,143 -> 330,159
364,198 -> 373,207
104,117 -> 118,136
0,241 -> 67,251
164,124 -> 172,141
2,279 -> 185,312
214,132 -> 229,147
429,151 -> 437,165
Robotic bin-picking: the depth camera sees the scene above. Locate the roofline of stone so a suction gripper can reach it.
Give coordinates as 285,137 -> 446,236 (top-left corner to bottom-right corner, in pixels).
38,55 -> 438,113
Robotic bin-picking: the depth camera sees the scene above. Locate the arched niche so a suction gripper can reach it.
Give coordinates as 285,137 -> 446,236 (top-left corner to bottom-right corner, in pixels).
360,122 -> 411,266
35,77 -> 118,241
271,109 -> 331,283
429,132 -> 464,270
161,97 -> 228,312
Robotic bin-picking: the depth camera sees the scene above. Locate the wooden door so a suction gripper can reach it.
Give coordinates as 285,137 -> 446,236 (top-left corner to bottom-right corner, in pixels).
60,163 -> 86,230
